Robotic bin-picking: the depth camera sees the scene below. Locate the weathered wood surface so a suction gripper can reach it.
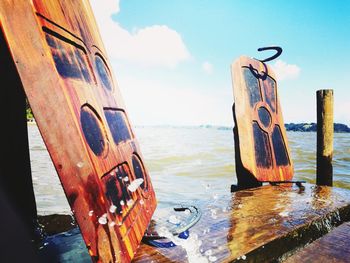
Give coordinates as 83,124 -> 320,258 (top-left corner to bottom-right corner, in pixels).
231,57 -> 293,184
133,183 -> 350,262
284,222 -> 350,263
37,184 -> 350,262
0,1 -> 156,262
317,89 -> 334,186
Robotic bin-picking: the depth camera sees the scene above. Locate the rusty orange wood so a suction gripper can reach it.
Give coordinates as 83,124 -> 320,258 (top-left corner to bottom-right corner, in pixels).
231,56 -> 293,182
0,1 -> 156,262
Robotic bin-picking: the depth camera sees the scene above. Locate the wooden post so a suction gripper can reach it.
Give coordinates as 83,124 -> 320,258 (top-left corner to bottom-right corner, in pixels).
316,89 -> 333,186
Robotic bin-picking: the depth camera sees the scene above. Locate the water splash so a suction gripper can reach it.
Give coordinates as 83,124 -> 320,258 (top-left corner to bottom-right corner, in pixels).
168,215 -> 181,224
98,214 -> 108,225
157,227 -> 208,263
76,162 -> 84,168
208,255 -> 217,262
210,209 -> 217,219
109,205 -> 117,213
279,211 -> 289,217
127,178 -> 144,192
127,199 -> 134,207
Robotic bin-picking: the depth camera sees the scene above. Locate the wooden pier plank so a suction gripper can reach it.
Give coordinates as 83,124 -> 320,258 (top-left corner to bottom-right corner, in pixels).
284,222 -> 350,263
37,184 -> 350,262
132,184 -> 350,262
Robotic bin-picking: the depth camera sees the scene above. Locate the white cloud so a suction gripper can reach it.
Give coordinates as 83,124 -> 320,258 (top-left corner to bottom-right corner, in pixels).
116,71 -> 232,126
90,0 -> 190,67
271,60 -> 301,81
202,61 -> 213,74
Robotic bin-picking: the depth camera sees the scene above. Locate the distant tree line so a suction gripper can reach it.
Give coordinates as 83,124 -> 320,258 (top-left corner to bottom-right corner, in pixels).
26,99 -> 34,121
285,123 -> 350,133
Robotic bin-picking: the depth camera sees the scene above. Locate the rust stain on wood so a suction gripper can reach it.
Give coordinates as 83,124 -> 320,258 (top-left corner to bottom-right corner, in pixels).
231,57 -> 293,183
0,1 -> 156,262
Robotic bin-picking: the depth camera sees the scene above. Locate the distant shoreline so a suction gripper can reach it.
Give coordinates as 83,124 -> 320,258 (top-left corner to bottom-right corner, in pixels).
284,123 -> 350,133
201,123 -> 350,133
27,120 -> 350,133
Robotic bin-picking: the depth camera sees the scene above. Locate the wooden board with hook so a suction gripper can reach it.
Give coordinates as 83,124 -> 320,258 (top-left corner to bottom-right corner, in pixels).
0,1 -> 156,262
231,55 -> 294,184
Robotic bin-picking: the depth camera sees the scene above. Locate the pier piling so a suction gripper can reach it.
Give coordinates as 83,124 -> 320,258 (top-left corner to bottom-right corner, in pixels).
316,89 -> 334,186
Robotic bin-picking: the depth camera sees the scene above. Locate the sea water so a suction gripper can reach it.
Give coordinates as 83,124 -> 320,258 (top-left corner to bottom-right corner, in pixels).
28,125 -> 350,215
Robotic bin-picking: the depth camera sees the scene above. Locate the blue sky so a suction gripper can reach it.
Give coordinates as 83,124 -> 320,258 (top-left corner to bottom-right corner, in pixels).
90,0 -> 350,126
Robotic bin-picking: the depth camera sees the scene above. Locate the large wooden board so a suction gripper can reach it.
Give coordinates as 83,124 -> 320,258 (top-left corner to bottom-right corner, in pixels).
0,1 -> 156,262
231,56 -> 293,182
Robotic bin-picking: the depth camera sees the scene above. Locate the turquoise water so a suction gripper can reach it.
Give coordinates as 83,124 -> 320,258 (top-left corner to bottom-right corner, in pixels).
28,125 -> 350,215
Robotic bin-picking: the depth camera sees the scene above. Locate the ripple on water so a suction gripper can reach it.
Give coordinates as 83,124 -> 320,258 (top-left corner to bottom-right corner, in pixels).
28,125 -> 350,215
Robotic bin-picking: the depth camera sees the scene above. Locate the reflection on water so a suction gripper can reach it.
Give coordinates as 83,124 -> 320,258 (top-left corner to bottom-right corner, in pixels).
28,125 -> 350,215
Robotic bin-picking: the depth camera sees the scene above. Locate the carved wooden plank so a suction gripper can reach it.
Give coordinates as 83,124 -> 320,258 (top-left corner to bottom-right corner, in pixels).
0,1 -> 156,262
231,56 -> 293,183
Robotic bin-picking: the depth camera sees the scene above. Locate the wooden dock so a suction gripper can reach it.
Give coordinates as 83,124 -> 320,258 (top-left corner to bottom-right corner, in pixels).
285,222 -> 350,263
38,183 -> 350,262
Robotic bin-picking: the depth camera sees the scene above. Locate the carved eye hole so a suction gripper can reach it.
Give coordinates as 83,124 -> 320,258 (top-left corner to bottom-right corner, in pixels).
258,107 -> 271,129
104,109 -> 132,145
80,104 -> 108,157
95,54 -> 113,91
132,155 -> 147,191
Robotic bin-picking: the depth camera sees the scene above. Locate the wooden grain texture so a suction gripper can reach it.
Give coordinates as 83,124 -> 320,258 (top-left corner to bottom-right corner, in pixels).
317,89 -> 334,186
0,1 -> 156,262
284,222 -> 350,263
231,56 -> 293,184
133,184 -> 350,263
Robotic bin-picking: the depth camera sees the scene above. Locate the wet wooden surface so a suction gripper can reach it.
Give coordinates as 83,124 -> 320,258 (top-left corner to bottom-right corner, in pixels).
37,184 -> 350,262
132,183 -> 350,262
284,222 -> 350,263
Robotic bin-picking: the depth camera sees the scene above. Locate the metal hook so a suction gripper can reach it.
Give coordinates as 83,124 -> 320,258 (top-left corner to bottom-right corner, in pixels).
255,46 -> 283,62
248,46 -> 283,80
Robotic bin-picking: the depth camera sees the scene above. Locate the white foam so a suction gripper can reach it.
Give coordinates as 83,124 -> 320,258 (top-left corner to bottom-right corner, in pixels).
98,213 -> 108,225
127,178 -> 144,192
109,204 -> 117,213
